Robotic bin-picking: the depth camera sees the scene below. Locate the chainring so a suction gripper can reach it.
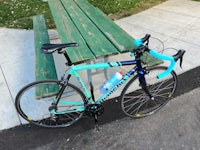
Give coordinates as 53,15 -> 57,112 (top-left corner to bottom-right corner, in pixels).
85,104 -> 104,116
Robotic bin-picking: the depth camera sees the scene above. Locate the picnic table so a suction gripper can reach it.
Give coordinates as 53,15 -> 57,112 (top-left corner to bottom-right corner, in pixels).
48,0 -> 136,64
33,0 -> 162,81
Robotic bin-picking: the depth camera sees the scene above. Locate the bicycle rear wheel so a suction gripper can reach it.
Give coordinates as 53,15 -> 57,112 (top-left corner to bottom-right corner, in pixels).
120,66 -> 177,118
15,80 -> 86,128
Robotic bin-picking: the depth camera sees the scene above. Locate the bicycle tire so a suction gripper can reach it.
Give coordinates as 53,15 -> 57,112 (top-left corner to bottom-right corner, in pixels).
120,66 -> 178,118
15,80 -> 86,128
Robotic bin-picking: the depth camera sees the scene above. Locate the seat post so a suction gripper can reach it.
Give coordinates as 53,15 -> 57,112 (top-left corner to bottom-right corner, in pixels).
64,52 -> 72,66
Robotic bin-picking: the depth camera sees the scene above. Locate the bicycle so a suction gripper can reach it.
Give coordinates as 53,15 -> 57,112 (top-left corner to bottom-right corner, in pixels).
15,34 -> 185,130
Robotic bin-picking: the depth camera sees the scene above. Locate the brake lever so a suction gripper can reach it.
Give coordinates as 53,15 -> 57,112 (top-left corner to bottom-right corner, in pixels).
173,50 -> 185,68
180,55 -> 183,68
145,39 -> 149,47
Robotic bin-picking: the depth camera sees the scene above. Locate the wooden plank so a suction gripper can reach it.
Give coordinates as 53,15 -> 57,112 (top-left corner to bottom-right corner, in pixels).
33,15 -> 59,99
60,0 -> 120,57
33,15 -> 58,81
74,0 -> 137,52
35,82 -> 59,100
74,0 -> 162,65
140,52 -> 163,67
48,0 -> 94,63
48,0 -> 162,66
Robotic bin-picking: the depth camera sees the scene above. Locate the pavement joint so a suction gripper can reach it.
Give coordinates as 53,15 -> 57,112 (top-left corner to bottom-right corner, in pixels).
0,65 -> 13,102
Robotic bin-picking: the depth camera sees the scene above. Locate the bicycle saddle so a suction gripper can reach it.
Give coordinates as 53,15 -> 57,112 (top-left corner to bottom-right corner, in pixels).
41,43 -> 79,54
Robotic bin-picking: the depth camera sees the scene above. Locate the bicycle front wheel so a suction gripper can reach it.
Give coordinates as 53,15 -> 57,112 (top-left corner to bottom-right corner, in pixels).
120,66 -> 177,118
15,80 -> 86,128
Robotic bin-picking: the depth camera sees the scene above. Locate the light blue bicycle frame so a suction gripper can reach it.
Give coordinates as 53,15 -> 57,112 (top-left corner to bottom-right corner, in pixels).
51,59 -> 140,115
68,60 -> 138,104
52,39 -> 176,114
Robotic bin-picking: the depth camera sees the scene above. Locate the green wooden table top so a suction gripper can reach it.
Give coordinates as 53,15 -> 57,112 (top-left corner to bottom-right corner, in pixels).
48,0 -> 137,64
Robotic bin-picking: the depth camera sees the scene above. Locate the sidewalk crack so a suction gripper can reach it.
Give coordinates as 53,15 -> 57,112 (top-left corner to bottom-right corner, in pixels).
0,64 -> 22,124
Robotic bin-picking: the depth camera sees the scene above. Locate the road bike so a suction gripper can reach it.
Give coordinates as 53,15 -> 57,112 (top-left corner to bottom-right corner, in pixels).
15,34 -> 185,130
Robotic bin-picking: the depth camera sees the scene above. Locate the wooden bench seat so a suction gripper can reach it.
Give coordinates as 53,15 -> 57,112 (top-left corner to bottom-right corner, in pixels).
33,15 -> 58,81
33,15 -> 59,99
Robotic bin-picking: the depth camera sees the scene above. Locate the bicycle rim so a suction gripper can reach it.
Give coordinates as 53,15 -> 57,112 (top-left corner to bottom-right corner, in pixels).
15,80 -> 86,128
120,66 -> 177,118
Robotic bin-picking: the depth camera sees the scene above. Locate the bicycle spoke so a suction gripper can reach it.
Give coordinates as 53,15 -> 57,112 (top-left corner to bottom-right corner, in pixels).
155,93 -> 170,99
124,95 -> 144,108
153,85 -> 174,93
125,94 -> 148,112
150,82 -> 174,95
121,66 -> 177,118
123,93 -> 145,104
15,80 -> 86,128
123,93 -> 143,99
150,78 -> 172,92
129,97 -> 149,115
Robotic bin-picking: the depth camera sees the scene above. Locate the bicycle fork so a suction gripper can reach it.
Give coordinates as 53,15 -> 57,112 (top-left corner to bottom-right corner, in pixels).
138,69 -> 154,100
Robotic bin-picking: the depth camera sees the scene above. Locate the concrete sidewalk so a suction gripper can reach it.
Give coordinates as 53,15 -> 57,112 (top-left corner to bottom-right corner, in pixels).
0,0 -> 200,131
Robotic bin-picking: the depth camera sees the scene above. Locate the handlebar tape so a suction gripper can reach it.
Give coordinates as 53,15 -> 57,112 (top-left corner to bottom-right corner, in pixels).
134,39 -> 176,79
134,39 -> 143,47
149,50 -> 176,79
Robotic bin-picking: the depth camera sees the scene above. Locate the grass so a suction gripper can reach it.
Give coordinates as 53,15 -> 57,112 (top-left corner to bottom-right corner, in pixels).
0,0 -> 167,29
88,0 -> 167,20
0,0 -> 54,29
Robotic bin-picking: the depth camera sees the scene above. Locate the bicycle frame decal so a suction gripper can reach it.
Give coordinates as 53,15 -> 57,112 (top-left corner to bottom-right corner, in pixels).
50,107 -> 85,115
97,66 -> 138,103
68,60 -> 138,104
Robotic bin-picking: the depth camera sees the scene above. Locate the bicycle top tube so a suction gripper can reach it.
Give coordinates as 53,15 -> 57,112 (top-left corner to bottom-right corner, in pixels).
69,60 -> 137,73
